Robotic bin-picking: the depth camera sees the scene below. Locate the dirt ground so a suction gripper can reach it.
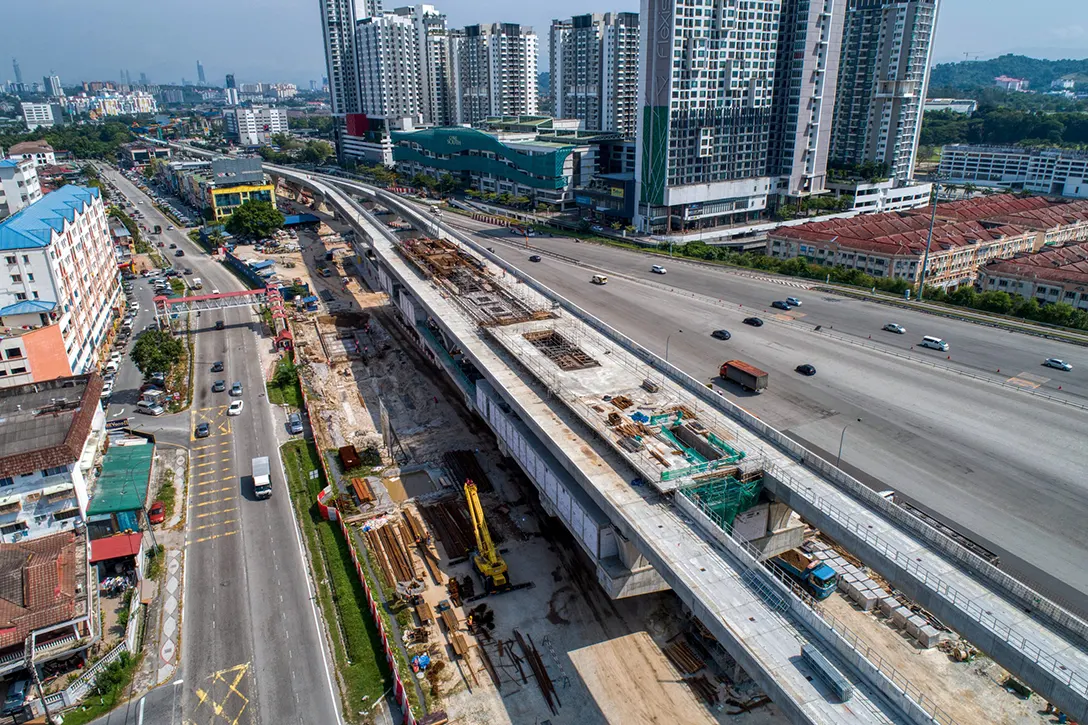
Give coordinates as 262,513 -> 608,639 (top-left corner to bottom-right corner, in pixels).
278,192 -> 790,725
821,592 -> 1051,725
570,632 -> 716,725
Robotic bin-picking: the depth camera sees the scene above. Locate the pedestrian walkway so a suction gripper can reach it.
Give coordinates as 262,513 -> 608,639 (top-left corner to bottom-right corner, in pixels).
131,446 -> 188,694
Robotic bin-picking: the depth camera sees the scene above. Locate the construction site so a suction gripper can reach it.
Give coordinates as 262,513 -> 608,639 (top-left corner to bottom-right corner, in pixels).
269,183 -> 1070,725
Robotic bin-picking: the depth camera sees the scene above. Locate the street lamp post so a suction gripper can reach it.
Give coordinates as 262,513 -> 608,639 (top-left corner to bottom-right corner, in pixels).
836,418 -> 862,469
917,179 -> 941,301
665,329 -> 683,361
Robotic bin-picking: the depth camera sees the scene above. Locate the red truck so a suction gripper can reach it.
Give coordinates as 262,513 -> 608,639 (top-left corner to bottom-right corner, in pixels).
719,360 -> 769,392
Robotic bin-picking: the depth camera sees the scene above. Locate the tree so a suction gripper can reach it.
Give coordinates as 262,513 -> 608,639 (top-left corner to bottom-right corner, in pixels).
131,330 -> 184,377
436,174 -> 457,194
298,140 -> 334,164
273,359 -> 298,389
226,200 -> 285,239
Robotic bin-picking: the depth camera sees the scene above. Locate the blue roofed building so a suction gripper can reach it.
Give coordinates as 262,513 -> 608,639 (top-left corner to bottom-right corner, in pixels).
0,185 -> 122,386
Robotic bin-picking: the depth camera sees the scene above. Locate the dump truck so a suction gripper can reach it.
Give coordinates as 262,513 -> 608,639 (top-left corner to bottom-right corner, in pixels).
252,456 -> 272,499
719,360 -> 769,392
772,549 -> 838,599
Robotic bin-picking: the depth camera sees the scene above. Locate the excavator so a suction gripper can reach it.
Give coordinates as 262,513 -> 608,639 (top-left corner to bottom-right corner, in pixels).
464,479 -> 509,593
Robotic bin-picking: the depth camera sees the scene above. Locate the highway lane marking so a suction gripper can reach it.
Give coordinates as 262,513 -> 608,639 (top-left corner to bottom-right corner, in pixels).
191,530 -> 240,546
194,495 -> 233,507
195,477 -> 232,488
193,518 -> 237,531
195,507 -> 236,519
196,486 -> 234,496
195,461 -> 218,468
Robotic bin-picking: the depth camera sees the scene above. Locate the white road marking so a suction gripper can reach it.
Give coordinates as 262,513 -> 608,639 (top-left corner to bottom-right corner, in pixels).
137,695 -> 146,725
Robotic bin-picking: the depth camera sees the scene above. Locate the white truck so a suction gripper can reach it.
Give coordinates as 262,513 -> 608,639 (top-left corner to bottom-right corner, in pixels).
189,277 -> 203,290
252,456 -> 272,499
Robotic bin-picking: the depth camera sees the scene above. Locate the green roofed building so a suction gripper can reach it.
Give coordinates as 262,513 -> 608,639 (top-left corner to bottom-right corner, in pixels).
392,115 -> 633,212
86,441 -> 154,536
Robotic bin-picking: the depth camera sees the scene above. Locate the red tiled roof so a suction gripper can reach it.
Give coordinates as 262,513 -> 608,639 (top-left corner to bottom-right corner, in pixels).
0,375 -> 103,477
90,533 -> 143,563
0,532 -> 77,650
774,218 -> 1027,256
982,241 -> 1088,286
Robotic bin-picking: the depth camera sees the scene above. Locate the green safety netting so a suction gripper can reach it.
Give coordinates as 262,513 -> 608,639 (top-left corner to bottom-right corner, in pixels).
87,443 -> 154,515
681,475 -> 763,530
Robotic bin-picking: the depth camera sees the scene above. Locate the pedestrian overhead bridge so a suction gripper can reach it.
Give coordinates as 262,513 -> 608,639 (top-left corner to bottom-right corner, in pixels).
158,141 -> 1088,724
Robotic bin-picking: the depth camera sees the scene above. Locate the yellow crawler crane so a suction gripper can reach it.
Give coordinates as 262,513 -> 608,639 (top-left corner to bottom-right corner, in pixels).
464,479 -> 508,592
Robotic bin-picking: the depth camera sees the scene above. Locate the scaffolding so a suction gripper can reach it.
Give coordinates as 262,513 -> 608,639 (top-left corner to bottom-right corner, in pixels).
398,237 -> 554,327
680,474 -> 763,531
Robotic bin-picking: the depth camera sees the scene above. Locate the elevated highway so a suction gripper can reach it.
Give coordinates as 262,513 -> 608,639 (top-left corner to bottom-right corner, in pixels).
161,142 -> 1088,723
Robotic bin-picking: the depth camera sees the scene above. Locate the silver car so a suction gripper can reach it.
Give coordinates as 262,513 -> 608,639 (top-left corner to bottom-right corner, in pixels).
1043,358 -> 1072,371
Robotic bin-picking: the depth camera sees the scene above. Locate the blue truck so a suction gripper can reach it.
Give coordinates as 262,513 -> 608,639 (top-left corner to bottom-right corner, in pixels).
772,549 -> 838,599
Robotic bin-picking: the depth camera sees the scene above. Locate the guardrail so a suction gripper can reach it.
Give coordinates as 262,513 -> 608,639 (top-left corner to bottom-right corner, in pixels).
372,187 -> 1088,647
290,168 -> 1088,698
676,493 -> 962,725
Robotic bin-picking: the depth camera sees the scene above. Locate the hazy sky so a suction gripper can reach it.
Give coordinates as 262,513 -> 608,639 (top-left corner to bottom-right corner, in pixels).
5,0 -> 1088,88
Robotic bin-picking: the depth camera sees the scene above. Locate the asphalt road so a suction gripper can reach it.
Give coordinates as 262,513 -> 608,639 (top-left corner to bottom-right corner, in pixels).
99,169 -> 340,725
457,218 -> 1088,399
442,214 -> 1088,608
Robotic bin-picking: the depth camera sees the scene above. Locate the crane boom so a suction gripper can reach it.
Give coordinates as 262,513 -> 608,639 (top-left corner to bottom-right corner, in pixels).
464,479 -> 508,589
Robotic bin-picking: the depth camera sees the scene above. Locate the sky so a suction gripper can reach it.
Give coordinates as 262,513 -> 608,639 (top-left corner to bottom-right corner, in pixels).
4,0 -> 1088,89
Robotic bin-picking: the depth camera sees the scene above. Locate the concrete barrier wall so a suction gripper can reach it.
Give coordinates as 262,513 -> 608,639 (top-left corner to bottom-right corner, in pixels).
675,494 -> 950,725
283,171 -> 1088,722
379,189 -> 1088,648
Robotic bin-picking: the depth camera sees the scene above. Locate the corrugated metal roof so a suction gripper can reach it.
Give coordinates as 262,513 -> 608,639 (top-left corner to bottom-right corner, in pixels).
0,185 -> 100,250
0,299 -> 56,316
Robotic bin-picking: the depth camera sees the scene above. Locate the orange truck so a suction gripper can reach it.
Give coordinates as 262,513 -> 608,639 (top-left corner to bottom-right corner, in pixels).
719,360 -> 769,392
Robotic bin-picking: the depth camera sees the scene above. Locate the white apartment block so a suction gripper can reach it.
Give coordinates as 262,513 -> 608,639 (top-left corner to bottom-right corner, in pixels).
356,12 -> 424,121
224,106 -> 290,146
6,141 -> 57,169
0,186 -> 122,381
830,0 -> 938,181
551,12 -> 640,137
769,0 -> 847,199
938,145 -> 1088,199
826,178 -> 932,213
64,91 -> 157,117
319,0 -> 362,114
20,103 -> 61,131
392,4 -> 457,126
0,159 -> 43,219
634,0 -> 783,234
0,375 -> 107,542
458,23 -> 538,124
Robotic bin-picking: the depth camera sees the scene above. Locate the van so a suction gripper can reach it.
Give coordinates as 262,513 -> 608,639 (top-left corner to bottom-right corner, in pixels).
2,679 -> 28,715
920,336 -> 948,352
591,274 -> 608,285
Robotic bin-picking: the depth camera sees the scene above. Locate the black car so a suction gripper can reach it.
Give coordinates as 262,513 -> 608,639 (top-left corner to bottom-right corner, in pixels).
175,249 -> 185,257
211,361 -> 224,372
195,422 -> 211,438
215,320 -> 225,330
795,364 -> 817,376
169,243 -> 177,249
743,317 -> 764,327
529,255 -> 542,262
771,300 -> 791,310
212,380 -> 226,393
711,329 -> 732,340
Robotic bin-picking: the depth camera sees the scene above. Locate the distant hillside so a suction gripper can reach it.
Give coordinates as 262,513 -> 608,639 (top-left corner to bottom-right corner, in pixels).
930,54 -> 1088,91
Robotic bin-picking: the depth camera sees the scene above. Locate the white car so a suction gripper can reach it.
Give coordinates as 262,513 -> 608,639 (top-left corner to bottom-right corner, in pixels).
1044,358 -> 1072,371
786,296 -> 802,307
227,400 -> 244,416
882,323 -> 906,334
104,360 -> 119,373
651,265 -> 667,274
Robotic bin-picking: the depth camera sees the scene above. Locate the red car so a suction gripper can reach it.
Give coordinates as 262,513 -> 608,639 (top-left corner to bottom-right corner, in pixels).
148,501 -> 165,525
